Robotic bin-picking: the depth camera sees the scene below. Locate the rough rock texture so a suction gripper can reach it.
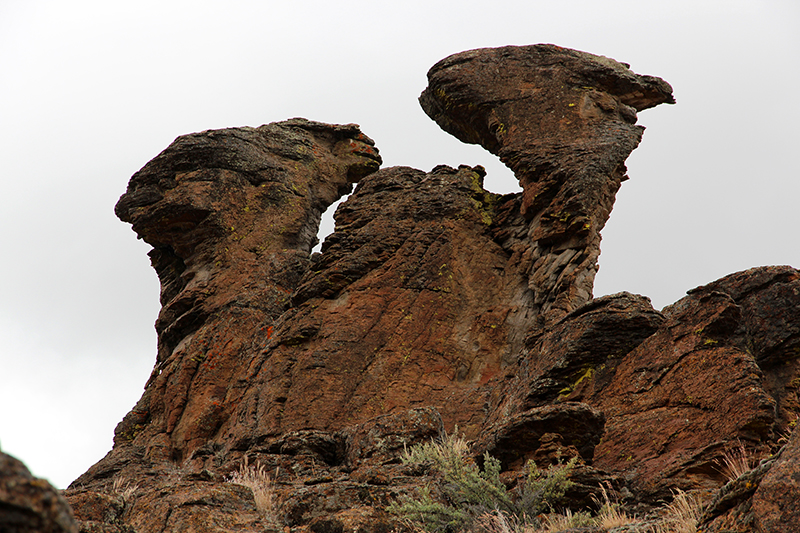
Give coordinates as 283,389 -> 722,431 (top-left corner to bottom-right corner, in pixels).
699,425 -> 800,532
62,45 -> 800,532
420,44 -> 674,328
0,450 -> 78,533
111,118 -> 381,461
480,270 -> 799,504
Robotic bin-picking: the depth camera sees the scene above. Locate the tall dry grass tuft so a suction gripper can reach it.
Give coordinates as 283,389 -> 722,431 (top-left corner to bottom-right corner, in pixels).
717,441 -> 754,483
652,489 -> 704,533
473,511 -> 518,533
591,483 -> 638,529
538,509 -> 594,532
227,456 -> 278,523
111,477 -> 139,506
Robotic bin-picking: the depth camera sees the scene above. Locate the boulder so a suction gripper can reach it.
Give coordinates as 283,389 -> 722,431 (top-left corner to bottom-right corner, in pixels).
0,450 -> 78,533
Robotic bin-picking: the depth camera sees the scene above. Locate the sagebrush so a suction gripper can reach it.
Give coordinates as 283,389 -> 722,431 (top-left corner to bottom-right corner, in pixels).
390,431 -> 709,533
388,430 -> 576,532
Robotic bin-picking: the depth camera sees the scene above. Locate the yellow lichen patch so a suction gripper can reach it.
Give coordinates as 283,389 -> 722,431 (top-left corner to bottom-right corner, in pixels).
558,366 -> 597,399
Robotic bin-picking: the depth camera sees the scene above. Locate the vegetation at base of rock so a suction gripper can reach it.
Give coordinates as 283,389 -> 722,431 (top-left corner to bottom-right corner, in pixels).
716,441 -> 756,483
390,432 -> 711,533
388,431 -> 577,532
652,489 -> 704,533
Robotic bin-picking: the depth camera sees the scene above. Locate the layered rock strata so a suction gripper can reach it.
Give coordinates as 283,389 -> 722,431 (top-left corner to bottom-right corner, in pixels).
61,45 -> 800,533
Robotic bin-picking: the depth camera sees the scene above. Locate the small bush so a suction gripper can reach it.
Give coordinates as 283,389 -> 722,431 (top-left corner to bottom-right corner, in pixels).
388,430 -> 576,532
390,430 -> 715,533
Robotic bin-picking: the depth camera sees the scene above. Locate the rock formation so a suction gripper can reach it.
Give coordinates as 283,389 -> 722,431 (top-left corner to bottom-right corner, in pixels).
59,44 -> 800,532
420,44 -> 674,328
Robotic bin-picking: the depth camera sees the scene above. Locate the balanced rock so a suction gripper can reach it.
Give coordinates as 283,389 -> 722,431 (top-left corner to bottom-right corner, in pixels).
421,44 -> 674,327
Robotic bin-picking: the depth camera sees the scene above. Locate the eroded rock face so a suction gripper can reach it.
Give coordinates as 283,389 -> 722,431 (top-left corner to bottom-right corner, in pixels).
110,119 -> 381,461
421,44 -> 674,327
63,45 -> 800,532
568,267 -> 798,500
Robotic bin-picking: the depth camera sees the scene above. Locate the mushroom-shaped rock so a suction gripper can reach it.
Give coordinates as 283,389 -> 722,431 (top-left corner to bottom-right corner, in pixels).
421,44 -> 674,325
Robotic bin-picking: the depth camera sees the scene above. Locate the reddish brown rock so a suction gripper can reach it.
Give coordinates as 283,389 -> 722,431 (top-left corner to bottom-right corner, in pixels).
229,164 -> 534,442
421,44 -> 674,327
515,266 -> 799,503
699,426 -> 800,532
110,118 -> 381,462
746,425 -> 800,530
66,45 -> 677,532
62,44 -> 800,532
475,402 -> 605,470
0,450 -> 78,533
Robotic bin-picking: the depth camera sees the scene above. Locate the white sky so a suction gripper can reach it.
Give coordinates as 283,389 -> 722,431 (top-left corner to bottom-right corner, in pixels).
1,1 -> 797,489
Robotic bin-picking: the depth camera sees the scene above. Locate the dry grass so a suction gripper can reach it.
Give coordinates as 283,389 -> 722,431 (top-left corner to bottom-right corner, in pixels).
471,483 -> 641,533
473,509 -> 591,533
651,489 -> 704,533
538,509 -> 594,532
400,427 -> 470,467
111,477 -> 139,505
227,456 -> 278,523
471,485 -> 706,533
717,442 -> 754,482
473,508 -> 597,533
592,483 -> 638,529
473,511 -> 517,533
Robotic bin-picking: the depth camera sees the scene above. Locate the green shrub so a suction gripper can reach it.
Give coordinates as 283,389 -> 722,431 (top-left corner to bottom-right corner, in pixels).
388,431 -> 577,532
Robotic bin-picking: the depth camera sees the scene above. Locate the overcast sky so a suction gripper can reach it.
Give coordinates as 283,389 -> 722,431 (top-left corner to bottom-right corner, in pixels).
1,1 -> 797,490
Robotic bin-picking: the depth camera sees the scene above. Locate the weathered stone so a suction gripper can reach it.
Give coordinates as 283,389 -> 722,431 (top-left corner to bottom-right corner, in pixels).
0,451 -> 78,533
108,118 -> 381,464
491,292 -> 664,417
475,402 -> 606,470
341,408 -> 444,470
421,44 -> 674,327
752,427 -> 800,530
699,427 -> 800,532
577,267 -> 798,501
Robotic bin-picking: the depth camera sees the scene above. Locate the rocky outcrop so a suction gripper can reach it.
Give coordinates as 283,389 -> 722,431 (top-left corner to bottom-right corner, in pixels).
0,450 -> 78,533
61,44 -> 800,532
421,44 -> 674,328
110,118 -> 381,461
585,266 -> 800,499
491,266 -> 800,503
